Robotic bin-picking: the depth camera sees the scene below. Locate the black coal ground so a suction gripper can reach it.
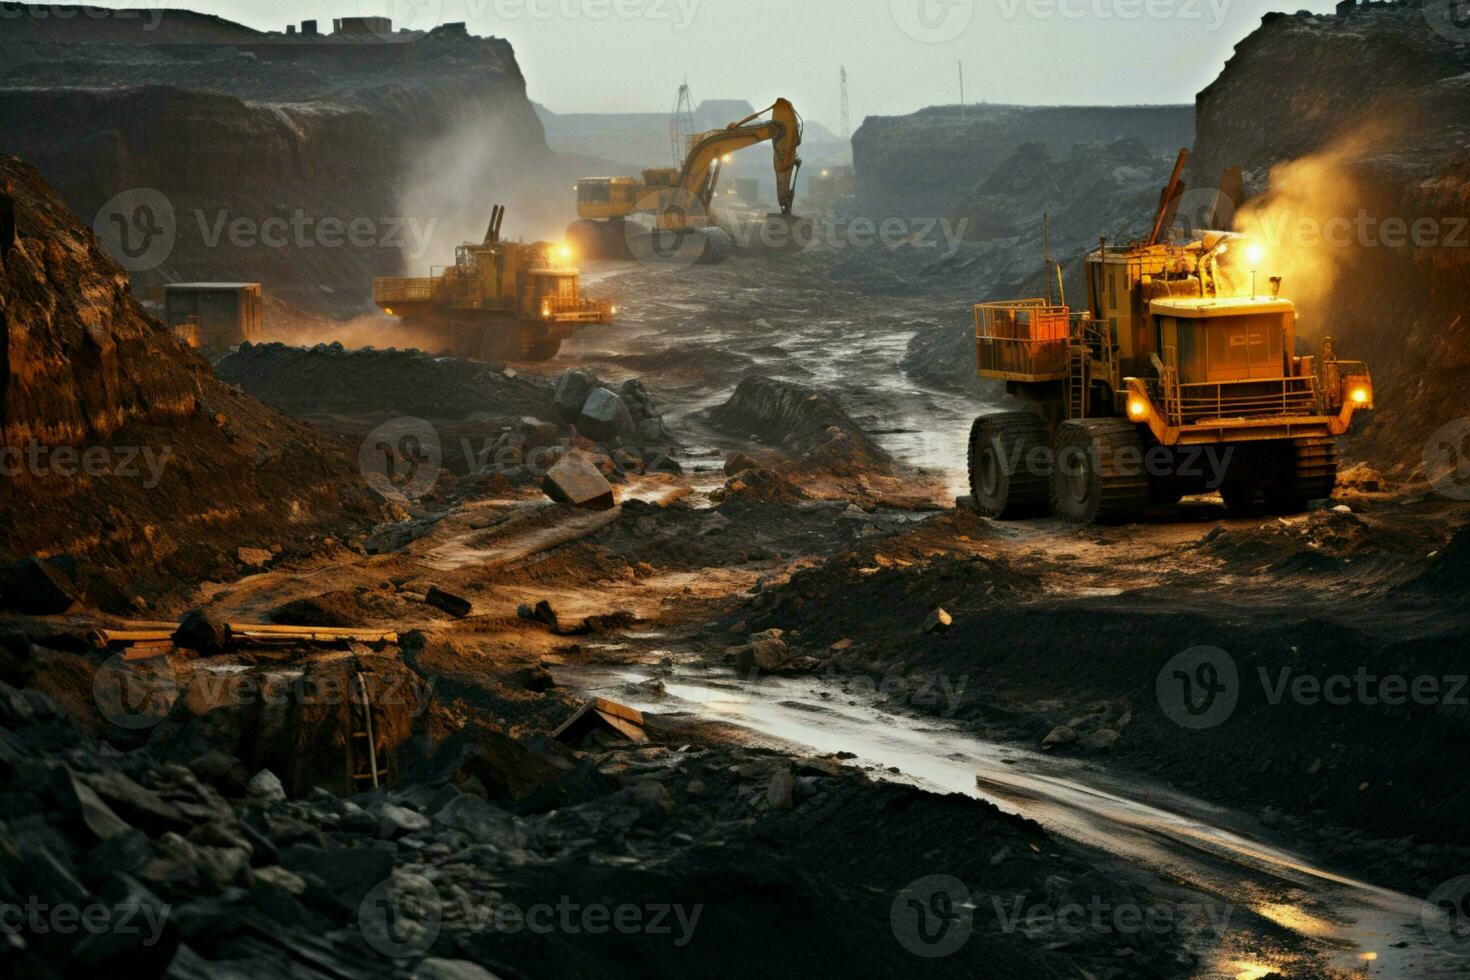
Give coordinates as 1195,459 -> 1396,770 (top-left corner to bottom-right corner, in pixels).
7,246 -> 1469,980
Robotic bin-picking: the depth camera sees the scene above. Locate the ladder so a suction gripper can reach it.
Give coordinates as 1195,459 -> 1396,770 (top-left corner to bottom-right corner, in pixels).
1067,342 -> 1089,419
349,673 -> 388,791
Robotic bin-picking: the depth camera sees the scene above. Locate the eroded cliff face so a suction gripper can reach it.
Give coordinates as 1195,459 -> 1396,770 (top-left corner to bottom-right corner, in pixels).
851,103 -> 1194,218
0,155 -> 379,607
1193,8 -> 1470,467
0,15 -> 574,315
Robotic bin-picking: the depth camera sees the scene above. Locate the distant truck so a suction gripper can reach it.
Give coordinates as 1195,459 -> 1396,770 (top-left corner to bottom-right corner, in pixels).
164,282 -> 263,351
373,206 -> 614,362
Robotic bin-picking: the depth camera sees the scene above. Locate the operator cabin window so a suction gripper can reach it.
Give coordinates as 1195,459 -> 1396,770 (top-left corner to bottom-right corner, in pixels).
579,182 -> 611,203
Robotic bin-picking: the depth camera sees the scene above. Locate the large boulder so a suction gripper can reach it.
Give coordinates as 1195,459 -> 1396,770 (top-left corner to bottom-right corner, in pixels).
576,387 -> 636,442
173,608 -> 229,655
0,556 -> 77,614
542,454 -> 616,510
553,369 -> 601,425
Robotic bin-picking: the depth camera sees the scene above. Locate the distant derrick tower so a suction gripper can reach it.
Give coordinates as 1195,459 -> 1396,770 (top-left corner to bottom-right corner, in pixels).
670,77 -> 696,167
840,66 -> 850,142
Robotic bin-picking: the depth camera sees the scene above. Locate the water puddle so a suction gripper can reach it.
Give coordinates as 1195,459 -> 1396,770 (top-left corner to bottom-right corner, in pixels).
568,666 -> 1465,979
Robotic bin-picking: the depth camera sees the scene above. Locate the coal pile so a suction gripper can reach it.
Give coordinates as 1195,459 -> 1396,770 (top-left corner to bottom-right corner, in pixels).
707,376 -> 891,476
215,342 -> 557,421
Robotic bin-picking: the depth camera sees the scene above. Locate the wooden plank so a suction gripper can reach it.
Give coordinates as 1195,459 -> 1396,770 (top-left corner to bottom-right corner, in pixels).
594,710 -> 648,743
99,629 -> 174,644
592,697 -> 644,727
227,624 -> 398,641
96,621 -> 397,648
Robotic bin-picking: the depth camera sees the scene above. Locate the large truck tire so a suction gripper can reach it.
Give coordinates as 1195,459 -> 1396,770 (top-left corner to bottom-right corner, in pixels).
1050,419 -> 1149,524
966,412 -> 1052,519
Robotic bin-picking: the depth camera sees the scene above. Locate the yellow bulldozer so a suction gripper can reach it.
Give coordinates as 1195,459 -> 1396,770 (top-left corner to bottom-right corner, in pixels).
967,150 -> 1373,523
567,98 -> 807,265
373,205 -> 613,362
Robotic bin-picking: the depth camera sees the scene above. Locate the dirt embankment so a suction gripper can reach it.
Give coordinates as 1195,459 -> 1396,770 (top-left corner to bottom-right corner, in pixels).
852,103 -> 1193,218
0,14 -> 585,315
0,155 -> 380,609
1191,7 -> 1470,469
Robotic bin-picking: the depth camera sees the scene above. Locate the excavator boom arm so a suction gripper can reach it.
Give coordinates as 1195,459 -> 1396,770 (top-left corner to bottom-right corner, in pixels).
678,98 -> 803,214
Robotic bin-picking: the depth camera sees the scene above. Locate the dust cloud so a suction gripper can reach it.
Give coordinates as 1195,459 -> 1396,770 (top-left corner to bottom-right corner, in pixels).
394,103 -> 576,273
1227,119 -> 1401,336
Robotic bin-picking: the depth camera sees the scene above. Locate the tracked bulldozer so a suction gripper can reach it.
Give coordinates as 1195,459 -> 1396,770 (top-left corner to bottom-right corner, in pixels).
966,150 -> 1374,524
568,98 -> 808,265
372,206 -> 613,362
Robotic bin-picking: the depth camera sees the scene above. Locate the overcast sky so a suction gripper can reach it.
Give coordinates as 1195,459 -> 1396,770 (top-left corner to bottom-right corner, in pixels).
87,0 -> 1335,130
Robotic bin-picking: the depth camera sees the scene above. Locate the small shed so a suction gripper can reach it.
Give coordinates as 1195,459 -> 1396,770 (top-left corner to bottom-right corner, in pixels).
164,283 -> 263,350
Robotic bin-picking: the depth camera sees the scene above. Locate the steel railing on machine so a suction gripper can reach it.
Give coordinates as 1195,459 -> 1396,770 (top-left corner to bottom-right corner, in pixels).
372,277 -> 437,304
1151,347 -> 1319,424
1174,377 -> 1319,423
974,301 -> 1071,381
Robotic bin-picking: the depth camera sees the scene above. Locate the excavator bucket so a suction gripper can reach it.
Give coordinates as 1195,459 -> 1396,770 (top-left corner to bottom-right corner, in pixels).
742,212 -> 812,256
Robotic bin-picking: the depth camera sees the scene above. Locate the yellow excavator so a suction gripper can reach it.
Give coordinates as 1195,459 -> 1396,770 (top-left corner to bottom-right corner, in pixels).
567,98 -> 807,264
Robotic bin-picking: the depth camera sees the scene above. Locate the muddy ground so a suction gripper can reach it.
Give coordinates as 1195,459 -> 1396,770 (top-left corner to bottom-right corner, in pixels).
8,245 -> 1470,980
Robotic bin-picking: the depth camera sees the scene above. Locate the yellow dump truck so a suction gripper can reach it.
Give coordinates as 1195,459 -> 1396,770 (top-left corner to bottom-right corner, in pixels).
967,151 -> 1373,523
373,206 -> 613,361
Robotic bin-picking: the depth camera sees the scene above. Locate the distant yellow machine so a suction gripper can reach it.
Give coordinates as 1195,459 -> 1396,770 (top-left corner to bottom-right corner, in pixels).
373,206 -> 612,362
568,98 -> 806,264
966,150 -> 1373,523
